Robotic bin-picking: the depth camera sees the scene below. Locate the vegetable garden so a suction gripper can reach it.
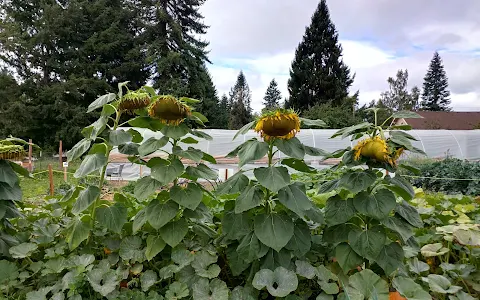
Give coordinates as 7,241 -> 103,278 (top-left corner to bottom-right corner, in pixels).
0,84 -> 479,300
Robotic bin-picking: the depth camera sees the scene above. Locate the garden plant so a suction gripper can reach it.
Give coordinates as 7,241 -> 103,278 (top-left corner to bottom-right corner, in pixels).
0,89 -> 478,299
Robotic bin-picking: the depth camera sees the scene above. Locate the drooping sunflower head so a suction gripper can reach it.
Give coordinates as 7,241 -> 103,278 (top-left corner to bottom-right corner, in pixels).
118,91 -> 151,112
353,135 -> 405,167
0,144 -> 26,161
148,95 -> 191,125
254,109 -> 300,141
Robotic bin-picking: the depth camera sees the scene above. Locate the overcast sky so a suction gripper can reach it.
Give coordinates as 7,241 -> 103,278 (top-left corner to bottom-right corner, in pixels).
200,0 -> 480,112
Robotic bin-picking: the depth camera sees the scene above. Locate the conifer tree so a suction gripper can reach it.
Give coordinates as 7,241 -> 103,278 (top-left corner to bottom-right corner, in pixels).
287,0 -> 353,112
263,79 -> 282,110
421,51 -> 451,111
215,94 -> 230,129
228,71 -> 252,129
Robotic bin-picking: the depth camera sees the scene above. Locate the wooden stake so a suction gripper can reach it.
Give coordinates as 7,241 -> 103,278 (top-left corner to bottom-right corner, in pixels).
48,164 -> 54,196
28,139 -> 33,172
64,166 -> 67,182
59,140 -> 63,169
140,165 -> 143,177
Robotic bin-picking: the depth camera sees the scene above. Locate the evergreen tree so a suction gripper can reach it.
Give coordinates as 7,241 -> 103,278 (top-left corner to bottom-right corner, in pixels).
380,69 -> 420,111
215,94 -> 230,129
228,71 -> 252,129
421,51 -> 451,111
263,79 -> 282,110
0,0 -> 148,148
287,0 -> 353,112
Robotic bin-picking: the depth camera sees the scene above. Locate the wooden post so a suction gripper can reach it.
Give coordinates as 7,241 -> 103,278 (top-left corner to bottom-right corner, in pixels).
59,140 -> 63,169
63,166 -> 67,182
28,139 -> 33,172
140,165 -> 143,177
48,164 -> 54,196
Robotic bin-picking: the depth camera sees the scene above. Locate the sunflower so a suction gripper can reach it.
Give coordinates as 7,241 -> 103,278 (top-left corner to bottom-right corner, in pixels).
118,91 -> 151,112
254,109 -> 300,141
148,95 -> 191,125
0,144 -> 26,161
353,135 -> 405,167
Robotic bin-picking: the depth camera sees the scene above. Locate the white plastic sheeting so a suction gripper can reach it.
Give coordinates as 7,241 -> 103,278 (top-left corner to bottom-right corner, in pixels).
107,128 -> 480,181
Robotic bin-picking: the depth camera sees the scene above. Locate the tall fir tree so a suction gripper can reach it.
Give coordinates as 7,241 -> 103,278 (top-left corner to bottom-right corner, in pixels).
421,51 -> 451,111
215,94 -> 230,129
287,0 -> 353,112
380,70 -> 420,111
228,71 -> 252,129
263,79 -> 282,110
0,0 -> 149,148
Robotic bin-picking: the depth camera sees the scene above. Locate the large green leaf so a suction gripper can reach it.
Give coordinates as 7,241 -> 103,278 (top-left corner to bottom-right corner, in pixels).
254,213 -> 294,252
222,211 -> 252,240
138,137 -> 169,156
231,286 -> 258,300
281,158 -> 316,173
396,201 -> 423,228
0,160 -> 18,187
420,243 -> 449,257
119,236 -> 145,262
304,146 -> 330,157
285,221 -> 311,257
134,176 -> 161,201
335,243 -> 363,272
323,224 -> 357,244
237,232 -> 269,263
375,242 -> 404,275
145,235 -> 166,261
392,277 -> 432,300
427,274 -> 462,294
407,257 -> 430,275
278,183 -> 313,218
118,142 -> 139,155
381,216 -> 414,243
7,160 -> 30,178
109,129 -> 132,146
338,171 -> 376,194
235,184 -> 264,213
95,203 -> 127,234
295,260 -> 316,279
233,121 -> 255,140
174,147 -> 204,162
186,164 -> 218,180
140,270 -> 158,292
82,116 -> 107,140
254,166 -> 290,192
0,260 -> 19,284
391,111 -> 423,119
128,116 -> 164,131
9,242 -> 37,259
170,183 -> 203,210
215,172 -> 249,195
353,189 -> 396,220
160,219 -> 189,247
347,269 -> 389,300
87,267 -> 119,296
192,278 -> 229,300
146,200 -> 179,229
238,140 -> 269,167
453,229 -> 480,247
227,244 -> 250,276
331,122 -> 372,139
324,197 -> 356,226
191,130 -> 213,141
87,93 -> 116,113
252,267 -> 298,298
385,175 -> 415,201
0,182 -> 21,201
133,208 -> 148,233
161,124 -> 189,139
191,250 -> 220,279
275,137 -> 305,159
300,117 -> 326,128
151,158 -> 184,184
349,227 -> 386,260
165,281 -> 189,299
65,219 -> 91,250
72,186 -> 100,215
74,154 -> 107,178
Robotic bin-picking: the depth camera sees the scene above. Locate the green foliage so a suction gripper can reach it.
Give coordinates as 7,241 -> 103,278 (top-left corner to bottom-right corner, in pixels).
287,0 -> 353,111
302,96 -> 363,129
263,79 -> 282,111
229,71 -> 253,129
421,51 -> 451,111
378,69 -> 421,111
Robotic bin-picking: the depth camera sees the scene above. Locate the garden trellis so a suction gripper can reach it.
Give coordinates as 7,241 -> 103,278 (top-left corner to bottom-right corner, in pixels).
108,128 -> 480,181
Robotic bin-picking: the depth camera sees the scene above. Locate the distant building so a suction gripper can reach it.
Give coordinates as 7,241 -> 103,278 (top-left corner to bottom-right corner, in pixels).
394,111 -> 480,130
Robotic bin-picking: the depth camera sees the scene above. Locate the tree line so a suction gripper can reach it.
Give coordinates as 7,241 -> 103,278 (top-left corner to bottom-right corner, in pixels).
0,0 -> 452,149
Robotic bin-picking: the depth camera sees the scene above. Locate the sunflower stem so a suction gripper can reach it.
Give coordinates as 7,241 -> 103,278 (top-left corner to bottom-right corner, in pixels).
264,141 -> 275,206
172,139 -> 179,187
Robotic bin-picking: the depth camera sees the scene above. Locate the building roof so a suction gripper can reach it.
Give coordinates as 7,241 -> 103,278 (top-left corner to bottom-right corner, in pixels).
399,111 -> 480,130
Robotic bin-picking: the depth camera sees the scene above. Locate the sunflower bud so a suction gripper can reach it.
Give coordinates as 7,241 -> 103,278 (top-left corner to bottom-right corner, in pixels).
148,95 -> 191,125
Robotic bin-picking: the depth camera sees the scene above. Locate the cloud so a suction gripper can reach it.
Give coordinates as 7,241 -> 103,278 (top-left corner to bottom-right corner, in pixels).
202,0 -> 480,112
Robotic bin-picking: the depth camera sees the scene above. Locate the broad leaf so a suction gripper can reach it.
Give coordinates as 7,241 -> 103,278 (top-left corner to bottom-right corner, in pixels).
304,146 -> 329,157
295,260 -> 316,279
74,154 -> 107,178
87,93 -> 116,113
407,257 -> 430,275
133,208 -> 147,233
138,137 -> 169,156
118,142 -> 139,155
347,269 -> 389,300
140,270 -> 158,292
87,268 -> 119,296
160,219 -> 189,247
146,199 -> 179,229
0,160 -> 18,187
331,122 -> 372,139
427,274 -> 462,294
281,158 -> 316,173
235,184 -> 264,213
237,232 -> 269,263
285,221 -> 311,257
323,224 -> 357,244
151,158 -> 184,184
252,267 -> 298,297
134,176 -> 161,201
96,203 -> 127,234
215,172 -> 249,195
392,277 -> 432,300
375,242 -> 404,275
349,227 -> 386,260
338,171 -> 376,194
275,137 -> 305,159
300,117 -> 326,127
161,124 -> 189,139
238,140 -> 269,167
72,186 -> 100,215
109,129 -> 132,146
65,219 -> 91,250
353,189 -> 396,220
128,116 -> 164,131
181,137 -> 198,144
421,243 -> 449,257
174,147 -> 204,162
171,183 -> 203,210
165,281 -> 189,299
385,175 -> 415,200
391,111 -> 423,119
254,166 -> 290,192
324,197 -> 356,226
233,121 -> 255,140
191,130 -> 213,141
278,183 -> 313,218
145,235 -> 166,261
222,211 -> 252,240
381,216 -> 414,242
0,182 -> 21,201
335,243 -> 363,272
192,278 -> 229,300
254,213 -> 294,252
396,201 -> 423,228
119,236 -> 145,262
9,242 -> 37,259
186,164 -> 218,180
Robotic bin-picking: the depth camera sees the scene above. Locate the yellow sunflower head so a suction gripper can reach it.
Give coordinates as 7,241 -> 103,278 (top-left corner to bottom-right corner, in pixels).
148,95 -> 191,125
118,91 -> 151,112
254,109 -> 300,141
353,136 -> 405,167
0,144 -> 26,161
